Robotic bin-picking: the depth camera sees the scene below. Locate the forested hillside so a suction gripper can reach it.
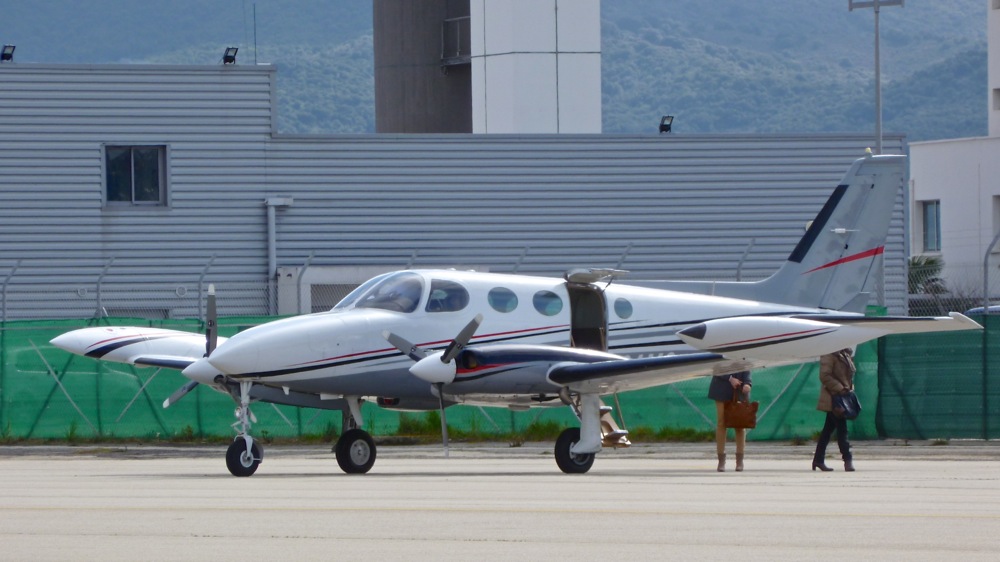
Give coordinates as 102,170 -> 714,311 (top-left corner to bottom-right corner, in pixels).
1,0 -> 986,140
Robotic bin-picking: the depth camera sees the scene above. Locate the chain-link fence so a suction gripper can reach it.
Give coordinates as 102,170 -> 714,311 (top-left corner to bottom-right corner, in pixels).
908,259 -> 1000,316
0,315 -> 881,441
3,313 -> 998,442
1,256 -> 996,442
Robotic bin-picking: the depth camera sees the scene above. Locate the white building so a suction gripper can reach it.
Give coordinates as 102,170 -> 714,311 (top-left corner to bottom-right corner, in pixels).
908,0 -> 1000,302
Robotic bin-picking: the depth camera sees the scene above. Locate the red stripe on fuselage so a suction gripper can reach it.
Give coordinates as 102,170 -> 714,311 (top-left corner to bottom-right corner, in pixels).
289,324 -> 570,368
803,246 -> 884,275
716,327 -> 833,348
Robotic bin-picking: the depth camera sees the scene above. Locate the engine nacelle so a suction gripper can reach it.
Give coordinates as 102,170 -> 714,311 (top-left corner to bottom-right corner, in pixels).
678,316 -> 882,360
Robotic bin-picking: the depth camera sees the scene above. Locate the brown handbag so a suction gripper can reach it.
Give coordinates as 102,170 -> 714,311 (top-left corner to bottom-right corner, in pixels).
724,389 -> 759,429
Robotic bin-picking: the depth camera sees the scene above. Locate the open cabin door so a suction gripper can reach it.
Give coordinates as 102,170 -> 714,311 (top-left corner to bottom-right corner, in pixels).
566,282 -> 608,352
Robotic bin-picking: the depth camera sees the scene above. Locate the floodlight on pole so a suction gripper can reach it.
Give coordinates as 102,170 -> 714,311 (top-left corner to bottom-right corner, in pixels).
849,0 -> 903,155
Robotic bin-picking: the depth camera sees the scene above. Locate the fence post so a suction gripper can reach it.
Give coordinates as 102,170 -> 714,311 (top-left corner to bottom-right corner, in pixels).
981,232 -> 1000,440
736,239 -> 755,282
2,259 -> 20,323
984,315 -> 991,440
296,252 -> 315,315
513,247 -> 530,274
93,257 -> 115,319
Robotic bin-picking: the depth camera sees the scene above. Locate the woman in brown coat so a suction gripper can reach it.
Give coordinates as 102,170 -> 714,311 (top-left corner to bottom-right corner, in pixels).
812,348 -> 856,472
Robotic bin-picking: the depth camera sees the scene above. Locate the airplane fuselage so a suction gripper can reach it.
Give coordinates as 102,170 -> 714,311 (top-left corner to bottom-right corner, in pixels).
197,269 -> 821,404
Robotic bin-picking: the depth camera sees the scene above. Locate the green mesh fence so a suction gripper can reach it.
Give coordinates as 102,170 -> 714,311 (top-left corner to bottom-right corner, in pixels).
0,314 -> 988,442
877,313 -> 1000,440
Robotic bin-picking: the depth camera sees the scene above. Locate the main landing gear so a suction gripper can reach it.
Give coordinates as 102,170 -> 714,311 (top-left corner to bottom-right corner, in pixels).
335,428 -> 376,473
554,392 -> 631,474
221,385 -> 377,477
333,401 -> 377,474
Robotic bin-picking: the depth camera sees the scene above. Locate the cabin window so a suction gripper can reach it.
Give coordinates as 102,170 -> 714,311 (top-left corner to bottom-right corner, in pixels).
105,145 -> 167,206
425,279 -> 470,312
487,287 -> 518,313
532,290 -> 563,316
614,298 -> 633,319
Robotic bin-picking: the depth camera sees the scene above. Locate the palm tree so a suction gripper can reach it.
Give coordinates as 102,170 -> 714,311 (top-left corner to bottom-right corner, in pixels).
908,255 -> 946,294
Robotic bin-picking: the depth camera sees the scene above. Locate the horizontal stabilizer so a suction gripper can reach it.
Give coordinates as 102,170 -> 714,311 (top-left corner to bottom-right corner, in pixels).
678,313 -> 982,361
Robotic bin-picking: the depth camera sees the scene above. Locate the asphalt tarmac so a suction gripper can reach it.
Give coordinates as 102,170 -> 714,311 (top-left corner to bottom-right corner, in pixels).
2,440 -> 999,561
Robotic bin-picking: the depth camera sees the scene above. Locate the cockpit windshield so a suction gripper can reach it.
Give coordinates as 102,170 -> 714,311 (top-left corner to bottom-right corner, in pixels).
335,271 -> 424,313
332,273 -> 391,310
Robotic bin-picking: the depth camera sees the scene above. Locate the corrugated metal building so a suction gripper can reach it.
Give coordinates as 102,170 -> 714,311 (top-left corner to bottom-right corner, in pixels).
0,63 -> 907,319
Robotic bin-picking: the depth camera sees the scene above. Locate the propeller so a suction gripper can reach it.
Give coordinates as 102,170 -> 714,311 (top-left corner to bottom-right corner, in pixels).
162,380 -> 199,409
408,314 -> 483,384
163,284 -> 216,409
205,284 -> 218,357
383,314 -> 484,457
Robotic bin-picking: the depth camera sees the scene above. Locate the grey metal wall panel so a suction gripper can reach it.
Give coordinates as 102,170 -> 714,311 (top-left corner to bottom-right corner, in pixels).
0,64 -> 907,319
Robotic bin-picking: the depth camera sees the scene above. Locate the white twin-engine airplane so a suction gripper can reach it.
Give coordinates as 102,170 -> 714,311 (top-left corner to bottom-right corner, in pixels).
51,153 -> 980,477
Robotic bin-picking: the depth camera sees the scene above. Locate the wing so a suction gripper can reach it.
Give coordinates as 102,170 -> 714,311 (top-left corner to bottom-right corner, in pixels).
49,326 -> 223,371
133,355 -> 200,370
677,312 -> 981,360
547,352 -> 777,395
791,312 -> 982,335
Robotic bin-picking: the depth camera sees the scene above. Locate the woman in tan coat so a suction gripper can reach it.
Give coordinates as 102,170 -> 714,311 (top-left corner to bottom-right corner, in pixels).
707,371 -> 752,472
812,348 -> 856,472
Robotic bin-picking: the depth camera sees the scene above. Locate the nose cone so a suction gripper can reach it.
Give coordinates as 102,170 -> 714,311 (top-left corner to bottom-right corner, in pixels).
205,336 -> 262,376
182,357 -> 222,384
50,331 -> 85,354
678,323 -> 707,341
409,352 -> 456,384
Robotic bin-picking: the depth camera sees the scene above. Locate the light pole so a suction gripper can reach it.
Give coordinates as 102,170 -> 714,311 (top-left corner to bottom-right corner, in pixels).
849,0 -> 903,155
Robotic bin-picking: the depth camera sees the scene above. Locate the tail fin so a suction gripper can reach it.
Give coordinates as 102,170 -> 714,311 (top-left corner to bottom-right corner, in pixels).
660,153 -> 906,312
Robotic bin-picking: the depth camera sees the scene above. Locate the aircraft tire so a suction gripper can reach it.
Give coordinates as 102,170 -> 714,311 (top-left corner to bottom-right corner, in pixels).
226,438 -> 262,477
335,429 -> 377,474
554,427 -> 596,474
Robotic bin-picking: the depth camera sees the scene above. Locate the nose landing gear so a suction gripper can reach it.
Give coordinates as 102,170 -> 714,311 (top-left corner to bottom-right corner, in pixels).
225,381 -> 263,477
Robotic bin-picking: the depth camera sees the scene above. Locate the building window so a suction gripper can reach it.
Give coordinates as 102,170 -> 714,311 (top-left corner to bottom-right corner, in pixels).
105,145 -> 166,206
922,200 -> 941,252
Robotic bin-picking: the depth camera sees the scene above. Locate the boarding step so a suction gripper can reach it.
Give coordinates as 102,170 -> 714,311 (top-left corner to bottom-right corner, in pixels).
599,405 -> 631,448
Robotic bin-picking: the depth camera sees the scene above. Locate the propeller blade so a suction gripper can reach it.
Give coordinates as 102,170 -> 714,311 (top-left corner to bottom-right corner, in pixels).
162,380 -> 199,409
382,330 -> 427,362
205,284 -> 218,356
441,314 -> 483,363
434,382 -> 450,458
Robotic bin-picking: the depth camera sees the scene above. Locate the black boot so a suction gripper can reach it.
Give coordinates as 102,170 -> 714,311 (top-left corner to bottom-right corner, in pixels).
844,457 -> 855,472
812,459 -> 833,472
